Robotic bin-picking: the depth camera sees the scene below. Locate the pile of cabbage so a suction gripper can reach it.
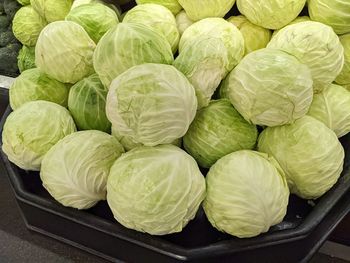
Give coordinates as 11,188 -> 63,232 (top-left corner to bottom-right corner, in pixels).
2,0 -> 350,238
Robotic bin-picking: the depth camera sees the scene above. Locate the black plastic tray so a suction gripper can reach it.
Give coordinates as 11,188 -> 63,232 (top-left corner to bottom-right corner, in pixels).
1,85 -> 350,262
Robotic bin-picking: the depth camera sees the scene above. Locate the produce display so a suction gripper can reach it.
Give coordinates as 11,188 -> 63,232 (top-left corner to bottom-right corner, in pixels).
2,0 -> 350,241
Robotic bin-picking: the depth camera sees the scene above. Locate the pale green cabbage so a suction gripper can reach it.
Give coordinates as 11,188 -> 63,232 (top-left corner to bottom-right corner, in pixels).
68,74 -> 111,132
136,0 -> 182,15
10,68 -> 70,110
272,16 -> 311,37
17,0 -> 30,5
174,37 -> 229,109
111,126 -> 182,151
237,0 -> 306,30
308,0 -> 350,35
308,84 -> 350,138
178,0 -> 235,21
225,48 -> 313,127
106,63 -> 197,146
268,21 -> 344,92
123,4 -> 179,53
93,23 -> 173,88
41,131 -> 124,209
179,18 -> 245,73
227,15 -> 272,55
2,101 -> 76,171
31,0 -> 73,22
258,116 -> 344,199
17,46 -> 36,73
335,34 -> 350,85
203,150 -> 289,238
12,6 -> 47,46
65,3 -> 119,43
175,10 -> 194,35
183,100 -> 258,168
107,144 -> 206,235
35,21 -> 96,84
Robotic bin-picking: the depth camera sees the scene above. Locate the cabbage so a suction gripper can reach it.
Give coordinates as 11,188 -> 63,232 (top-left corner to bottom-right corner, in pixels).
106,63 -> 197,146
135,0 -> 182,15
335,34 -> 350,86
65,3 -> 119,43
225,48 -> 313,127
344,84 -> 350,92
41,130 -> 124,210
111,126 -> 182,151
35,21 -> 96,84
227,15 -> 272,55
10,68 -> 70,110
2,101 -> 76,171
179,18 -> 244,73
68,74 -> 111,132
70,0 -> 122,19
17,45 -> 36,73
308,84 -> 350,138
123,4 -> 179,53
176,10 -> 194,36
203,150 -> 289,238
31,0 -> 73,23
17,0 -> 30,5
12,6 -> 47,46
107,144 -> 206,235
272,16 -> 311,37
308,0 -> 350,35
237,0 -> 306,30
268,21 -> 344,92
258,116 -> 344,199
93,23 -> 173,88
178,0 -> 235,21
183,100 -> 258,168
174,37 -> 229,109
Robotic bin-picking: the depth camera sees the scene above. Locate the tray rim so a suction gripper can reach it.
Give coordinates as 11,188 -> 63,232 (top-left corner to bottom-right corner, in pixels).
2,101 -> 350,261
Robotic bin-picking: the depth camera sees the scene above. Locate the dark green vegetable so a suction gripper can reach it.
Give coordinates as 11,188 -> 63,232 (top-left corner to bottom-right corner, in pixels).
0,1 -> 4,15
17,45 -> 35,72
0,15 -> 9,29
0,45 -> 19,73
4,0 -> 21,20
0,30 -> 16,47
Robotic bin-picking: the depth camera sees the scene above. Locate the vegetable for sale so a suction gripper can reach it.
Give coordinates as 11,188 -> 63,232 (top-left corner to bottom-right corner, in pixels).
31,0 -> 73,23
107,144 -> 206,235
335,34 -> 350,86
135,0 -> 182,15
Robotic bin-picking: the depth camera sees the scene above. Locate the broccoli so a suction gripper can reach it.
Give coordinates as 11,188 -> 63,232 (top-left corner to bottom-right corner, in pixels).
0,30 -> 16,47
0,0 -> 4,15
0,15 -> 10,29
4,0 -> 20,20
0,45 -> 19,74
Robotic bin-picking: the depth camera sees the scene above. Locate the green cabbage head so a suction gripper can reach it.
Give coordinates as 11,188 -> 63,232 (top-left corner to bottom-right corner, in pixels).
111,126 -> 182,151
308,0 -> 350,35
65,3 -> 119,43
17,46 -> 36,73
40,130 -> 124,209
308,84 -> 350,138
107,144 -> 206,235
35,21 -> 96,84
268,21 -> 344,92
184,100 -> 258,168
179,18 -> 245,73
227,15 -> 272,55
68,74 -> 111,133
31,0 -> 73,22
2,101 -> 76,171
225,48 -> 313,127
17,0 -> 30,5
203,150 -> 289,238
258,116 -> 344,199
93,23 -> 173,88
178,0 -> 235,21
10,68 -> 70,110
335,34 -> 350,86
176,10 -> 194,35
272,16 -> 311,37
12,6 -> 47,46
106,63 -> 197,146
135,0 -> 182,15
237,0 -> 306,30
123,4 -> 179,53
